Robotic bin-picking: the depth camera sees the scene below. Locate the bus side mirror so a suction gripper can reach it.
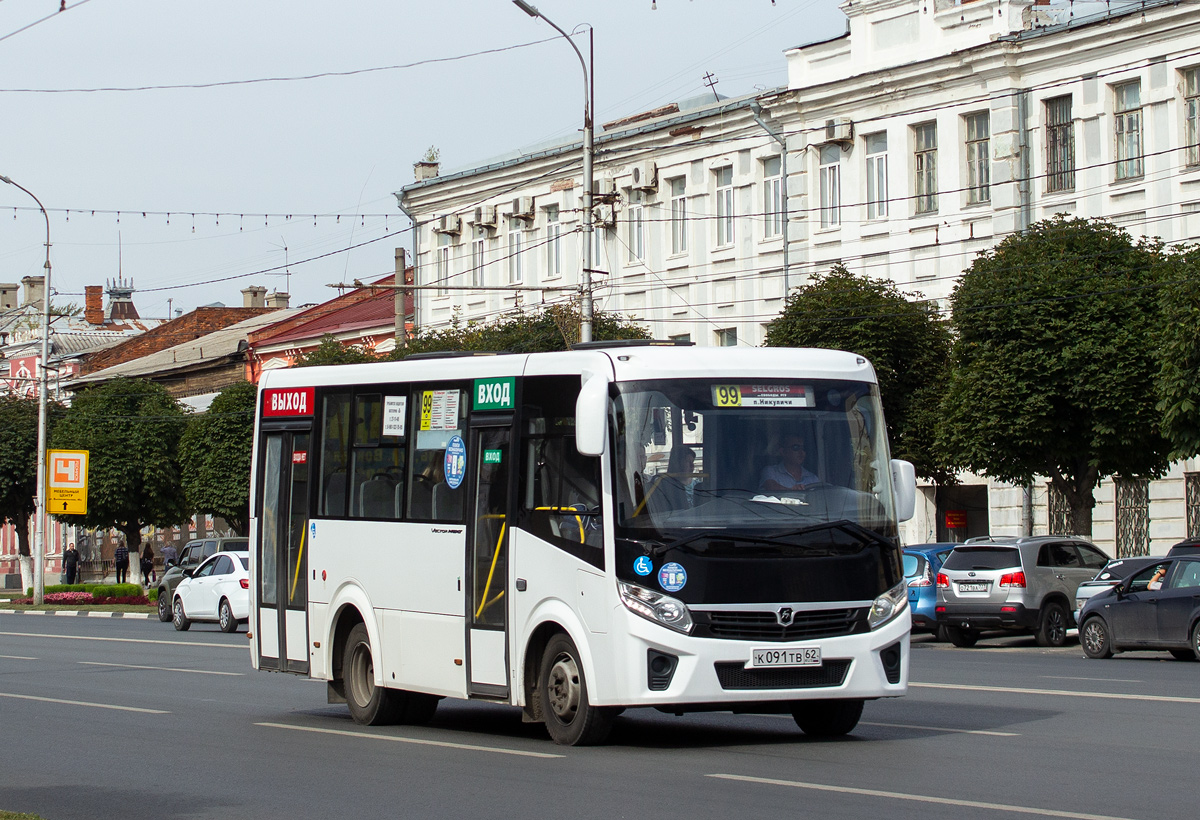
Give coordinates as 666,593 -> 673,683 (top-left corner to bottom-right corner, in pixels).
891,459 -> 916,522
576,372 -> 610,457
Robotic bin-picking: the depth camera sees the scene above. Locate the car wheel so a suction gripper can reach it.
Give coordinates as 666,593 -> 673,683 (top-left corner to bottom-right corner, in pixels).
1080,616 -> 1113,659
1035,602 -> 1069,647
945,626 -> 979,648
218,599 -> 238,633
792,699 -> 864,737
1168,649 -> 1195,662
1192,622 -> 1200,661
156,589 -> 172,622
539,633 -> 615,746
172,597 -> 190,632
934,624 -> 950,643
343,623 -> 404,726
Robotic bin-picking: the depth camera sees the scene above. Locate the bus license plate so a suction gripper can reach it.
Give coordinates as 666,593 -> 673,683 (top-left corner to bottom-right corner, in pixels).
748,647 -> 821,668
958,582 -> 989,592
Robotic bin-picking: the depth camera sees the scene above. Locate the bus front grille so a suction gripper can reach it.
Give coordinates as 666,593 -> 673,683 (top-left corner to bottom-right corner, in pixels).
693,608 -> 867,641
714,660 -> 851,690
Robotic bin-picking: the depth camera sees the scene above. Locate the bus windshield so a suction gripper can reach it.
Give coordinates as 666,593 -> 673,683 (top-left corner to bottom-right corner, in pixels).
612,377 -> 898,541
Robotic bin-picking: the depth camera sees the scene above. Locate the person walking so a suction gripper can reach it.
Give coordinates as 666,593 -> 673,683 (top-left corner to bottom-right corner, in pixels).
140,544 -> 155,587
63,543 -> 80,585
113,538 -> 130,585
161,542 -> 177,570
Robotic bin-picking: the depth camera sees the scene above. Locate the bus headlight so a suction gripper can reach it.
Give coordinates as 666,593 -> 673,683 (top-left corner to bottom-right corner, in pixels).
868,580 -> 908,630
618,581 -> 694,634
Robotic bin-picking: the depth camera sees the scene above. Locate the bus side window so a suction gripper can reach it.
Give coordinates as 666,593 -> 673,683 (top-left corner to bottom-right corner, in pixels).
319,393 -> 352,517
518,376 -> 604,568
348,394 -> 406,520
407,386 -> 466,523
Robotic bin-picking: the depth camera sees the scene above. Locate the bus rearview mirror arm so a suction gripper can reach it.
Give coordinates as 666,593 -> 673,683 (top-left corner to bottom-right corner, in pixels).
576,372 -> 610,457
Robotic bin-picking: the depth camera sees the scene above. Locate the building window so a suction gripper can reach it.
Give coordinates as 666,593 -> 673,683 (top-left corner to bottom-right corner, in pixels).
763,156 -> 783,238
1185,69 -> 1200,167
716,327 -> 737,347
435,231 -> 452,296
1186,472 -> 1200,538
864,132 -> 888,220
965,112 -> 990,204
818,145 -> 841,228
507,219 -> 523,284
545,206 -> 561,279
626,190 -> 645,262
1046,96 -> 1075,192
1114,477 -> 1150,558
914,122 -> 938,214
1114,81 -> 1143,180
669,177 -> 687,254
715,165 -> 734,248
471,229 -> 485,288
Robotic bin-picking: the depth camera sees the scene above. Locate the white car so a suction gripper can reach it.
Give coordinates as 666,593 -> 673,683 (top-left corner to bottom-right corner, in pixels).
172,551 -> 250,633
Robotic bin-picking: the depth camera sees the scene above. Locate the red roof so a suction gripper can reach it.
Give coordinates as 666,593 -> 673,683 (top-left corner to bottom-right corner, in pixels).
263,291 -> 396,347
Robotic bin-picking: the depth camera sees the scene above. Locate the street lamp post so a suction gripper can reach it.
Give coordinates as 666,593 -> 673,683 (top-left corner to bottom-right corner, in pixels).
512,0 -> 594,343
1,174 -> 52,605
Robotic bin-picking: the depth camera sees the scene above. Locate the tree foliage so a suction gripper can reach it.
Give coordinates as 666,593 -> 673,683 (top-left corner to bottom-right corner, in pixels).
293,335 -> 379,367
763,264 -> 954,483
1155,244 -> 1200,459
0,394 -> 66,556
51,377 -> 190,549
179,381 -> 257,536
938,216 -> 1172,535
393,304 -> 649,358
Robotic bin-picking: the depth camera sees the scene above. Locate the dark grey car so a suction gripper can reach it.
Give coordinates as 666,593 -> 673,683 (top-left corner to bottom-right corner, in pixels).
936,535 -> 1108,647
155,537 -> 248,622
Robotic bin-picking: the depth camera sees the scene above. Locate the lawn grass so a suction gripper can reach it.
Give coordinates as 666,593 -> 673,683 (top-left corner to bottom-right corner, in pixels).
1,812 -> 45,820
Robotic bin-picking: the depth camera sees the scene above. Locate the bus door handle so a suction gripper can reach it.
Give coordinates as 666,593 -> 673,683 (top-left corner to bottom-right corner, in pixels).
516,578 -> 527,592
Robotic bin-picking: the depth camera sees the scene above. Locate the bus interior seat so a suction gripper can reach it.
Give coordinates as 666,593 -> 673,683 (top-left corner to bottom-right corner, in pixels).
323,472 -> 347,516
410,476 -> 434,520
359,475 -> 396,519
432,482 -> 463,520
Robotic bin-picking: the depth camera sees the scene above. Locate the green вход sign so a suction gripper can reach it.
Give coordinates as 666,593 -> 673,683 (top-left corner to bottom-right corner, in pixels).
474,377 -> 515,411
483,449 -> 503,464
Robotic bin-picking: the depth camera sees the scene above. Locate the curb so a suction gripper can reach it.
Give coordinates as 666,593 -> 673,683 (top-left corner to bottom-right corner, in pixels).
0,608 -> 158,619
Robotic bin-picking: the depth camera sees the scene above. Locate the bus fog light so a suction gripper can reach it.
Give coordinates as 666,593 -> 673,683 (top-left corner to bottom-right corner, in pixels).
618,581 -> 693,634
868,581 -> 908,629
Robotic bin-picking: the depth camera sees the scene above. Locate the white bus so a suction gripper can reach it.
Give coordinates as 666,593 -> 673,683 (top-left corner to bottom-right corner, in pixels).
249,342 -> 916,745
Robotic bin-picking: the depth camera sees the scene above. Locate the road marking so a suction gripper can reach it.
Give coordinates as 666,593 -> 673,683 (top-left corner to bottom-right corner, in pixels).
0,691 -> 169,714
0,654 -> 36,660
0,630 -> 242,650
256,722 -> 563,759
79,661 -> 243,676
912,681 -> 1200,705
861,721 -> 1018,737
1041,676 -> 1142,684
706,774 -> 1142,820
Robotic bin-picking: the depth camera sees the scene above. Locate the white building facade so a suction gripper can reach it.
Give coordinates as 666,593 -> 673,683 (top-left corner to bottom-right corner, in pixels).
397,0 -> 1200,554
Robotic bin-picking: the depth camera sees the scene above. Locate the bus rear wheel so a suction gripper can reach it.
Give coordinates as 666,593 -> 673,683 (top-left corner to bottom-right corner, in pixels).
539,633 -> 614,746
344,624 -> 404,726
792,699 -> 864,737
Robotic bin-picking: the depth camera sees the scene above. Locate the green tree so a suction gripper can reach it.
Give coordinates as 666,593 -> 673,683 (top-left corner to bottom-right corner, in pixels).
394,303 -> 649,358
939,216 -> 1171,535
294,335 -> 379,367
51,377 -> 190,549
0,394 -> 66,569
1155,244 -> 1200,458
764,264 -> 955,483
179,381 -> 257,535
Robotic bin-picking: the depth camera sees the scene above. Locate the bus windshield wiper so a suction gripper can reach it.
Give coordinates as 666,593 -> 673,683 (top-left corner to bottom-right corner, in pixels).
772,520 -> 892,548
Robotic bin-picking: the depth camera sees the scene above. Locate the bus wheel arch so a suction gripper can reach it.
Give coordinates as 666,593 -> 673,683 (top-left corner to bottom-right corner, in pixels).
329,604 -> 366,700
522,621 -> 567,723
536,630 -> 615,746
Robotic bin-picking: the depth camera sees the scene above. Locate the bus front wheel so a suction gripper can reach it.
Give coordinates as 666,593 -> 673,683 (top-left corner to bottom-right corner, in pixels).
344,624 -> 404,725
539,633 -> 615,746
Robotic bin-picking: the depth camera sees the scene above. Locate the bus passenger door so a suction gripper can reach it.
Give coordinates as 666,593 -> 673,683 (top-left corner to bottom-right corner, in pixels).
467,422 -> 513,698
257,429 -> 311,675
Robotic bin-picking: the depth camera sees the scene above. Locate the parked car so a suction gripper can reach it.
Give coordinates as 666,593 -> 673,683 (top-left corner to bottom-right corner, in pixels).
156,537 -> 248,622
1079,554 -> 1200,660
1074,556 -> 1162,625
1167,537 -> 1200,556
936,535 -> 1109,648
903,543 -> 958,638
172,551 -> 251,633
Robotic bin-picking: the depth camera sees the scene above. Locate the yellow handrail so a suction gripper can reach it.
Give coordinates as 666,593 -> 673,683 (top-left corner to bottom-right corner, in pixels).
288,522 -> 306,605
533,506 -> 586,542
474,519 -> 506,620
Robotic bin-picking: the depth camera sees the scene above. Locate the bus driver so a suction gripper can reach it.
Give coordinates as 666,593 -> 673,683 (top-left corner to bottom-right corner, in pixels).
759,435 -> 820,492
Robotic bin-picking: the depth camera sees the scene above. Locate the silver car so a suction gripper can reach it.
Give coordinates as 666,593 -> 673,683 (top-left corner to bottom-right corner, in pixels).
936,536 -> 1109,648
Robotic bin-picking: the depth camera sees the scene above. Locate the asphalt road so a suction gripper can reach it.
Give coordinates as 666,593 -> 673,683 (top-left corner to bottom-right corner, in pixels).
1,614 -> 1196,820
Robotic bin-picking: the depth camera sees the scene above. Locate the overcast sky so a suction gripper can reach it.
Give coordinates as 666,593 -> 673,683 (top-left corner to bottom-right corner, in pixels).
0,0 -> 846,319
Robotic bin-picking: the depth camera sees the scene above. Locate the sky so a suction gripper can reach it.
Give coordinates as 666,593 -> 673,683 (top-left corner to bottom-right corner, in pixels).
0,0 -> 848,320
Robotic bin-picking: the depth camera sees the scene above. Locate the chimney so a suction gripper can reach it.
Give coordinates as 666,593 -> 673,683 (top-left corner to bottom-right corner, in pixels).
265,291 -> 290,309
414,161 -> 440,182
21,275 -> 45,307
85,286 -> 104,325
0,283 -> 18,310
241,286 -> 267,308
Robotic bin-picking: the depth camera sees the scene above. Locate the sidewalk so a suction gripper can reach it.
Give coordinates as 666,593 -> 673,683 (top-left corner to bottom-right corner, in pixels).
0,608 -> 157,619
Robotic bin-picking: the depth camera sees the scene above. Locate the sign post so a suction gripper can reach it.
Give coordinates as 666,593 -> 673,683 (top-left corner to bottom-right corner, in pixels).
47,450 -> 89,516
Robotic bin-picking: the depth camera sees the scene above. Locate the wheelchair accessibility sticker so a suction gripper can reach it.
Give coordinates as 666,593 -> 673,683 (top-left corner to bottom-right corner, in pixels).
658,562 -> 687,592
633,555 -> 653,576
444,435 -> 467,489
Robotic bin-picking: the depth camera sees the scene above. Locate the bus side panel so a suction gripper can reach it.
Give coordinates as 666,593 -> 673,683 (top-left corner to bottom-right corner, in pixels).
379,609 -> 468,699
510,529 -> 616,706
309,602 -> 329,679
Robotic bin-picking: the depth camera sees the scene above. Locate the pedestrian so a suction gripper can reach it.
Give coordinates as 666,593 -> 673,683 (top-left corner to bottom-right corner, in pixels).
63,542 -> 80,585
113,538 -> 130,585
161,542 -> 177,569
140,544 -> 154,587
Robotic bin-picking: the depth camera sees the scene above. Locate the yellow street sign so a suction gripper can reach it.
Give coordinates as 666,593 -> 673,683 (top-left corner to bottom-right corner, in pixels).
47,449 -> 88,515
